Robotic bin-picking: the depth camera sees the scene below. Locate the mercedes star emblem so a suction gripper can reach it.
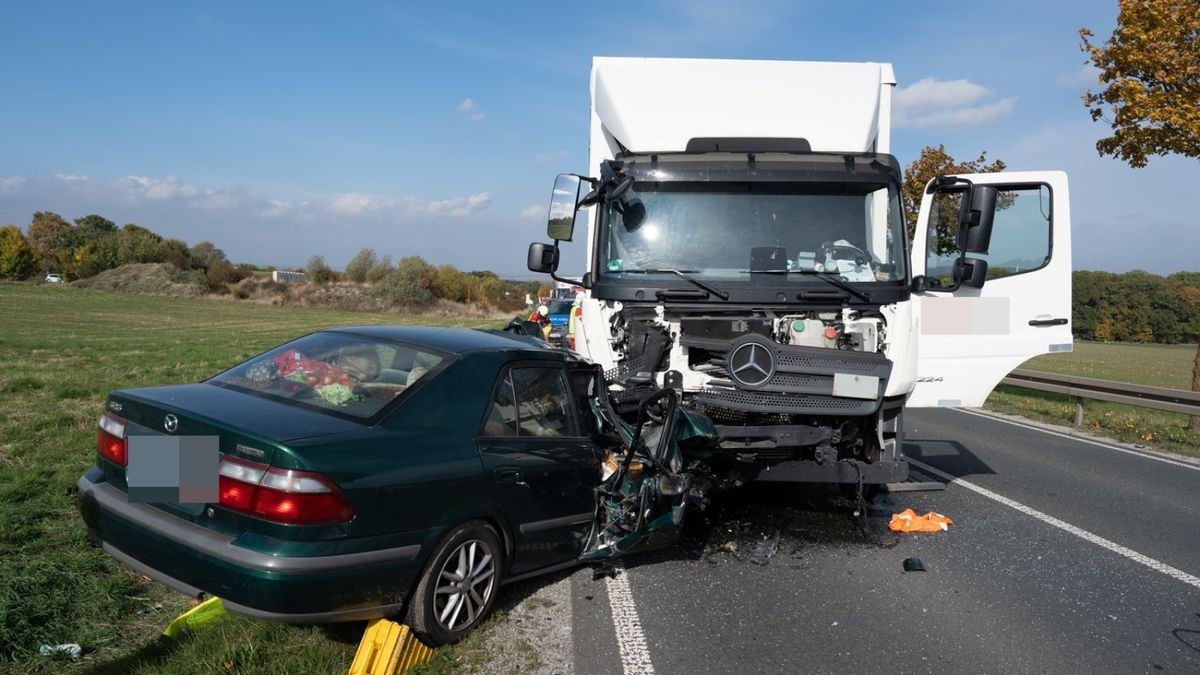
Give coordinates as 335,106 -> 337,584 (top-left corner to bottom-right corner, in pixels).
728,341 -> 775,387
163,414 -> 179,433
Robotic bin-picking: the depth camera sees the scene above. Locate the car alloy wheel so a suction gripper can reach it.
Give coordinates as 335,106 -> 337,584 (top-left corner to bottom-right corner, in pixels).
405,521 -> 504,646
434,539 -> 496,630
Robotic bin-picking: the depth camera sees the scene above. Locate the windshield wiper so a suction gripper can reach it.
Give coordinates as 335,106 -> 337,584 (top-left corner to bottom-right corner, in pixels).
620,269 -> 730,300
743,268 -> 872,302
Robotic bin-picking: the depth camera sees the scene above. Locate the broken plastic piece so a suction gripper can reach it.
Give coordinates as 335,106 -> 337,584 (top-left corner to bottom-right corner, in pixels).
162,596 -> 227,639
39,643 -> 81,660
887,508 -> 953,533
902,557 -> 926,572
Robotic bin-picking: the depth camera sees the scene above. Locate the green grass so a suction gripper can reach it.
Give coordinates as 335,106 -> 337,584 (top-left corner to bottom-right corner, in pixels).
985,341 -> 1200,456
0,283 -> 499,674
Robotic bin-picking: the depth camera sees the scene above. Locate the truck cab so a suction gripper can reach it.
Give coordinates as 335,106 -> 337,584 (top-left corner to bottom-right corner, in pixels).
527,57 -> 1072,487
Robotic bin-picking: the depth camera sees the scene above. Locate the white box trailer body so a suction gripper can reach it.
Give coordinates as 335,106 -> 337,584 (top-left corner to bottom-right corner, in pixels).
533,57 -> 1072,485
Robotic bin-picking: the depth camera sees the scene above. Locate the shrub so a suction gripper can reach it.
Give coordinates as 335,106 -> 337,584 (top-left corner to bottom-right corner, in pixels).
307,255 -> 336,285
365,254 -> 394,283
345,248 -> 377,283
0,226 -> 38,279
373,262 -> 433,306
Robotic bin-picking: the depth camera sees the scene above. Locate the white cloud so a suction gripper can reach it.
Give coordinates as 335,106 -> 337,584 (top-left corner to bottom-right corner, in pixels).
54,173 -> 90,182
260,199 -> 293,218
519,204 -> 544,220
425,192 -> 491,216
0,176 -> 26,193
322,191 -> 491,218
532,149 -> 568,165
893,77 -> 1016,129
1057,63 -> 1102,89
115,175 -> 200,200
457,97 -> 486,122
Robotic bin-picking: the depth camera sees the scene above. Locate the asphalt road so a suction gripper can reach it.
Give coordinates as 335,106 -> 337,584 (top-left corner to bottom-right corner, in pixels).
565,408 -> 1200,674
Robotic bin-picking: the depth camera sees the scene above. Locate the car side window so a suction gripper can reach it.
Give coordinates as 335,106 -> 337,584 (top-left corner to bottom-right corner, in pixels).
483,372 -> 519,437
511,367 -> 576,437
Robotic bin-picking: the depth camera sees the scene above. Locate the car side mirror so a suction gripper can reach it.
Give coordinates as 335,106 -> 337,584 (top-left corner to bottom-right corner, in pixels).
548,174 -> 582,242
910,274 -> 928,293
527,242 -> 560,274
959,185 -> 998,254
953,258 -> 988,288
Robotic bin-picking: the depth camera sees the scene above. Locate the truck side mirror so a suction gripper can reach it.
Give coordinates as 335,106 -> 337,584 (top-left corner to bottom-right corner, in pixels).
953,257 -> 988,288
959,185 -> 998,254
527,242 -> 560,274
548,174 -> 582,242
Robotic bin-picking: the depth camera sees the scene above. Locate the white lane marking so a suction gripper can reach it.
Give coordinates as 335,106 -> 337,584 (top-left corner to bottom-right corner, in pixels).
951,407 -> 1200,472
604,560 -> 655,674
908,458 -> 1200,591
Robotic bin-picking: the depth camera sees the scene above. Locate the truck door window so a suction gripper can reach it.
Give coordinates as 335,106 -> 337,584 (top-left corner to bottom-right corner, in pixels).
926,184 -> 1051,287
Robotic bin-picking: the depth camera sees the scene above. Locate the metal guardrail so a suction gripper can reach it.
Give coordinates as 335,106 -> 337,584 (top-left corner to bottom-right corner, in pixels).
1001,369 -> 1200,420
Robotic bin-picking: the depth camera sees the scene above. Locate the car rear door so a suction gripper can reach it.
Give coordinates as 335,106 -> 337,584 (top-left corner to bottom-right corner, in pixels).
476,364 -> 600,575
908,171 -> 1072,407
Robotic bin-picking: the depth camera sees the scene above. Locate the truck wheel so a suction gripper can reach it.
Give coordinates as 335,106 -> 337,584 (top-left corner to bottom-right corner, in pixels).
405,521 -> 503,646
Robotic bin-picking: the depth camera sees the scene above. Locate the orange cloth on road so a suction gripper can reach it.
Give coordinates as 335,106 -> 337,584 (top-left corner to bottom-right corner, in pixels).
888,508 -> 953,532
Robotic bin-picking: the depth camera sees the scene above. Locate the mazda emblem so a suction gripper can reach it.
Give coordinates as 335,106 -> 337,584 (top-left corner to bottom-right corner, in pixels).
163,414 -> 179,433
727,341 -> 775,388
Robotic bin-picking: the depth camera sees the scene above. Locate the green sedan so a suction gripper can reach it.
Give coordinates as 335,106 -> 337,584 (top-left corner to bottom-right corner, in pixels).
78,326 -> 705,645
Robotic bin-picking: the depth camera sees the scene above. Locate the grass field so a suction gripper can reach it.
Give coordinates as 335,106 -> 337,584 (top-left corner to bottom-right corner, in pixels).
985,342 -> 1200,455
0,283 -> 501,673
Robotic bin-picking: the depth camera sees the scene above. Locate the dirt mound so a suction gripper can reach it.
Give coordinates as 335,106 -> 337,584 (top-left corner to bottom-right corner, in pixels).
70,263 -> 204,297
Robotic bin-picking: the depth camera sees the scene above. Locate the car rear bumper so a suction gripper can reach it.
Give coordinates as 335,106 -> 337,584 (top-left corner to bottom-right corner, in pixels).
77,470 -> 423,623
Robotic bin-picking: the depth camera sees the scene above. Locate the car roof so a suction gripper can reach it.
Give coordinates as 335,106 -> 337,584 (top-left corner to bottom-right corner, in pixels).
328,325 -> 563,357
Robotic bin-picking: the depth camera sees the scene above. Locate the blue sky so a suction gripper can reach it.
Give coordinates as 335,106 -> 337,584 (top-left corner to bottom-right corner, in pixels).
1,1 -> 1196,275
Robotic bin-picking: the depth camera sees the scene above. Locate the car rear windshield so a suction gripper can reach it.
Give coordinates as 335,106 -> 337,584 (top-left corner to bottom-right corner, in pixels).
209,332 -> 448,420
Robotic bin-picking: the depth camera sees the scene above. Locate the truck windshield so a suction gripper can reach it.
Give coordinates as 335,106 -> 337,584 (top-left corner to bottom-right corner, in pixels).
600,182 -> 906,284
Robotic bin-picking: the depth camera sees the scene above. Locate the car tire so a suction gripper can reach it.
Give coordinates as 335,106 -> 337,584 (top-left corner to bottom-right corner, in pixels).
404,520 -> 504,646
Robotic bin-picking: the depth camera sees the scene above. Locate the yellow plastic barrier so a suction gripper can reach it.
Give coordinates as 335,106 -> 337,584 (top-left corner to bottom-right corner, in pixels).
162,596 -> 228,640
348,619 -> 434,675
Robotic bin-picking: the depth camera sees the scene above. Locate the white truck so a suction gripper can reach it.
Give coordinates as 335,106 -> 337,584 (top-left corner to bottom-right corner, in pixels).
527,57 -> 1072,489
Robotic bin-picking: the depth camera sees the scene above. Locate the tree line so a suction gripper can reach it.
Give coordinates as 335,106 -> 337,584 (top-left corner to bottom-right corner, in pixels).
1074,270 -> 1200,344
0,211 -> 249,290
307,248 -> 542,310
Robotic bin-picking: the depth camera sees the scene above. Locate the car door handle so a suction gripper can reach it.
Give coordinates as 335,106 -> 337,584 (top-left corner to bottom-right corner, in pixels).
494,467 -> 527,486
1029,317 -> 1068,326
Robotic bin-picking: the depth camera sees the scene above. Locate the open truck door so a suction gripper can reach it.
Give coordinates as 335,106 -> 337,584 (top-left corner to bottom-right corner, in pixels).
908,171 -> 1072,408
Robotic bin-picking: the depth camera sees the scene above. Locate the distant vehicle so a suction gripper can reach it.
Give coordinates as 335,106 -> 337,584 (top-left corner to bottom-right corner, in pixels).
545,299 -> 574,346
78,327 -> 693,645
44,273 -> 62,284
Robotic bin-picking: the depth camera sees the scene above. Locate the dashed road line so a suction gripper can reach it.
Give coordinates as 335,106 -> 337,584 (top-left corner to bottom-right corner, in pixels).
950,407 -> 1200,472
604,560 -> 655,674
908,457 -> 1200,591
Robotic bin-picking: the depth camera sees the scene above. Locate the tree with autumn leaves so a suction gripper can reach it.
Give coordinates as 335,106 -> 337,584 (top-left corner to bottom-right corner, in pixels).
1081,0 -> 1200,425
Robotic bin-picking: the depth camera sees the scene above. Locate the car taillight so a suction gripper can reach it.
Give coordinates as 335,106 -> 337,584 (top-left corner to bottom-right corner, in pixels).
217,455 -> 353,525
97,412 -> 128,466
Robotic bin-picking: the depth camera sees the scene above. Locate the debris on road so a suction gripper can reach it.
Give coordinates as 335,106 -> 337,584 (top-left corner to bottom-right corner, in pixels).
902,557 -> 927,573
162,596 -> 227,640
888,508 -> 953,532
38,643 -> 82,660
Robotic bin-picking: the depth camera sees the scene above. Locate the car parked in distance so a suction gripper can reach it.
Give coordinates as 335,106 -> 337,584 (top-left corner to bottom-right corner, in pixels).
78,326 -> 699,645
44,273 -> 62,283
